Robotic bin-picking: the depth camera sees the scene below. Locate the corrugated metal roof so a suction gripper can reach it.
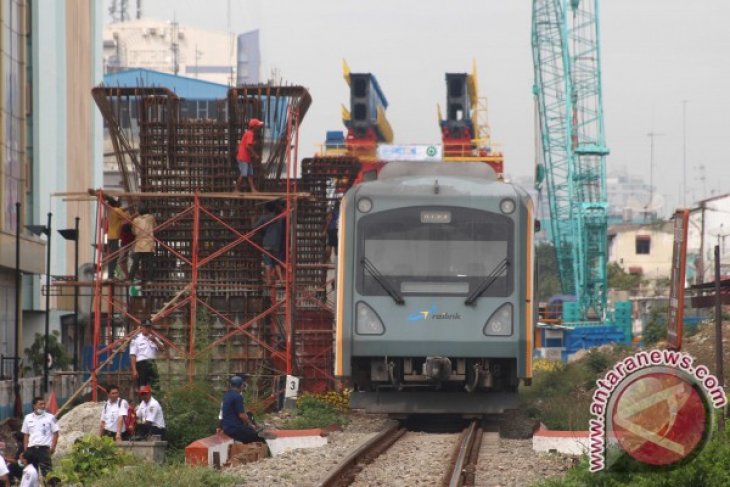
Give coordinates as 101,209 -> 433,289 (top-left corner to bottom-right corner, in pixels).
103,68 -> 228,100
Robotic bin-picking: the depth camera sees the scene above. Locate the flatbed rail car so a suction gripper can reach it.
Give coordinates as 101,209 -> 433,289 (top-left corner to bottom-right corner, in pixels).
335,161 -> 535,414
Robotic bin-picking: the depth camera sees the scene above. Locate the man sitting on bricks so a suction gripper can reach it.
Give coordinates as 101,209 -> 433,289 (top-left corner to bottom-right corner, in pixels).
135,385 -> 166,440
220,376 -> 269,443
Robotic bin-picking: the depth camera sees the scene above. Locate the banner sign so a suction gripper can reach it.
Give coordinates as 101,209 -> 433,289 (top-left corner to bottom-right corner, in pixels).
377,144 -> 442,161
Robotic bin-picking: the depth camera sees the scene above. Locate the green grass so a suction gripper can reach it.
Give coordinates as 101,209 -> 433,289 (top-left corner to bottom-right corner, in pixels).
520,358 -> 596,430
535,427 -> 730,487
91,463 -> 240,487
279,394 -> 349,430
521,348 -> 633,431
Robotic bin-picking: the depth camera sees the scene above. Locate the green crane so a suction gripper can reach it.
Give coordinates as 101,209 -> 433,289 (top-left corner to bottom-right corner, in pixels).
532,0 -> 609,320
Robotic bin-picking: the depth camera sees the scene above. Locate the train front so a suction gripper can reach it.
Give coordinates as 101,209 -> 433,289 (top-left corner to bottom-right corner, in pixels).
335,161 -> 535,414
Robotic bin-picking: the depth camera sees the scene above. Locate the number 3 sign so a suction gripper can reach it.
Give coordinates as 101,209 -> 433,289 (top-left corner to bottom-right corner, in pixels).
284,375 -> 300,399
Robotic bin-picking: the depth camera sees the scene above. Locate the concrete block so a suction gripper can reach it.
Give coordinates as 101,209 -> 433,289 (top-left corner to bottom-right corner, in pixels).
532,428 -> 589,456
185,432 -> 234,466
118,440 -> 167,463
265,428 -> 329,456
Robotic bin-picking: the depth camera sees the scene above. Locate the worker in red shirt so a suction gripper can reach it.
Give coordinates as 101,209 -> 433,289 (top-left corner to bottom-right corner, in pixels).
236,118 -> 264,192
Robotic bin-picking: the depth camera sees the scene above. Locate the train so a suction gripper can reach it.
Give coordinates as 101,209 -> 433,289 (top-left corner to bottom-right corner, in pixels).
335,161 -> 535,414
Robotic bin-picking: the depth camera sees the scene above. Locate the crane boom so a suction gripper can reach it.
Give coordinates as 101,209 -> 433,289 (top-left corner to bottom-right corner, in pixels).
532,0 -> 608,319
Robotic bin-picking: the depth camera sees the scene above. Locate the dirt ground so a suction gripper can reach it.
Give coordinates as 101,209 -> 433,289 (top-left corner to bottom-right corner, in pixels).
0,417 -> 22,460
681,318 -> 730,388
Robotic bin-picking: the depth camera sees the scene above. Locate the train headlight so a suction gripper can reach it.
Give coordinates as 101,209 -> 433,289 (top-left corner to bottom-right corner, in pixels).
499,198 -> 516,214
357,198 -> 373,213
483,303 -> 513,336
356,302 -> 385,335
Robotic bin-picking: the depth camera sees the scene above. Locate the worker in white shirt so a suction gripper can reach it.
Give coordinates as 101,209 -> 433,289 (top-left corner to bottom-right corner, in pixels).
17,450 -> 37,487
21,397 -> 59,482
135,385 -> 166,439
0,453 -> 9,487
130,318 -> 165,390
99,385 -> 129,442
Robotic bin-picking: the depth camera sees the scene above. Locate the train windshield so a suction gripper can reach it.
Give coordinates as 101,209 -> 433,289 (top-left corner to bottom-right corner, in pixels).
357,206 -> 513,297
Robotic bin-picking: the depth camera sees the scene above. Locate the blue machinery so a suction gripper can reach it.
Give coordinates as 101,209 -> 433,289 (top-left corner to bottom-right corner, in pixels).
532,0 -> 609,321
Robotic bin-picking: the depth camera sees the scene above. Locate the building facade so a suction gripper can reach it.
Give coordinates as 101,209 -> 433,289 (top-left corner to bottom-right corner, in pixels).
0,0 -> 102,371
103,19 -> 260,86
607,221 -> 675,282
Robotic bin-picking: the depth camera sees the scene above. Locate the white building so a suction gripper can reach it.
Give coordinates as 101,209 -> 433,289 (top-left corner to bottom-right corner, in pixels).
608,221 -> 675,282
104,19 -> 259,85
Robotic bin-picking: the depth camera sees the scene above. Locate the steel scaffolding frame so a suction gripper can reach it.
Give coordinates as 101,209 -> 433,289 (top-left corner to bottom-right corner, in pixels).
85,99 -> 306,401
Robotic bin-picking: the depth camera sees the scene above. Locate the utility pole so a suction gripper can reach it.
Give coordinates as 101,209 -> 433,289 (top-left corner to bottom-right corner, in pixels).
195,44 -> 200,79
697,164 -> 707,201
646,131 -> 664,219
14,202 -> 21,416
43,212 -> 52,394
714,244 -> 724,428
170,19 -> 179,76
698,202 -> 706,284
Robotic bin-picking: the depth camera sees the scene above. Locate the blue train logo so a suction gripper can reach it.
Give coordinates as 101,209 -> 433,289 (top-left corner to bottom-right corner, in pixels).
408,305 -> 461,321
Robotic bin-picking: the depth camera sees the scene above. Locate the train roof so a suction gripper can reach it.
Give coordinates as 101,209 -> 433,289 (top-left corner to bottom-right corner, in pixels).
379,161 -> 497,181
352,161 -> 529,200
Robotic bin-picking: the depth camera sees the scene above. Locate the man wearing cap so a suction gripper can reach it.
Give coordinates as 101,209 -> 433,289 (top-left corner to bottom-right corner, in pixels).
220,376 -> 264,443
21,397 -> 59,481
235,118 -> 263,193
130,318 -> 165,389
135,385 -> 166,439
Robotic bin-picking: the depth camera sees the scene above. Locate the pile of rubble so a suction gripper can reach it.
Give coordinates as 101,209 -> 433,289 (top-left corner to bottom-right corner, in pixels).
55,402 -> 103,457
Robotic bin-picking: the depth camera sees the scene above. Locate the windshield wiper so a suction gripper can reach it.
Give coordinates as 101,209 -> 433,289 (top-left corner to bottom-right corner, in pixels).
464,258 -> 510,305
360,257 -> 405,305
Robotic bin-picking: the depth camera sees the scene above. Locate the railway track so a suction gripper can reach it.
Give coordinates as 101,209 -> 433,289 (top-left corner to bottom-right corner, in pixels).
443,419 -> 491,487
318,417 -> 498,487
318,421 -> 407,487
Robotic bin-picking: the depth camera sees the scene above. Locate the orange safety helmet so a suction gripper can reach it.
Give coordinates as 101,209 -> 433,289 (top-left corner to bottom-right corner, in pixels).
137,385 -> 152,394
248,118 -> 264,128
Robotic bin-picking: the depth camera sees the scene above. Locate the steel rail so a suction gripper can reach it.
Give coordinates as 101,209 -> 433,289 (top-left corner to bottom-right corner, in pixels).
318,421 -> 406,487
444,420 -> 482,487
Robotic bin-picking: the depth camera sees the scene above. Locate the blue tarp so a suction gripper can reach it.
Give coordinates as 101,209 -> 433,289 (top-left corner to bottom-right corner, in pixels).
82,345 -> 131,378
103,68 -> 228,100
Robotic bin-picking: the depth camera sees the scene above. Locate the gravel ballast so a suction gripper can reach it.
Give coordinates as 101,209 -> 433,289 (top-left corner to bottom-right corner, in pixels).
228,413 -> 391,486
351,431 -> 458,486
475,437 -> 574,487
229,412 -> 573,486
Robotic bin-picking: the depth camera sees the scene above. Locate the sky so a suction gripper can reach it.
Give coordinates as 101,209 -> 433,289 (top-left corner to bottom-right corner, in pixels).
108,0 -> 730,216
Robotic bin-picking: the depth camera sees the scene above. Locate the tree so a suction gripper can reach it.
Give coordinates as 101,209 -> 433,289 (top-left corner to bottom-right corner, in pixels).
607,262 -> 642,291
642,304 -> 668,345
536,242 -> 562,302
24,331 -> 71,376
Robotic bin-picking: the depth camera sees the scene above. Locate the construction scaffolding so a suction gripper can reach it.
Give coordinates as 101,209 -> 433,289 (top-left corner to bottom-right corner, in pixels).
51,84 -> 367,407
